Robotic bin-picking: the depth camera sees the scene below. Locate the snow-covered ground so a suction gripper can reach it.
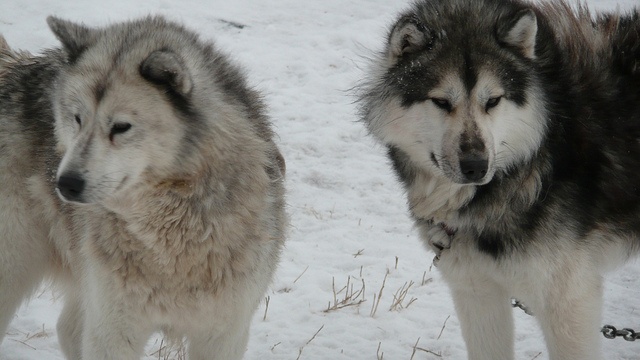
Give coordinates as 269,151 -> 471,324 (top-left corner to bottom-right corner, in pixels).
1,0 -> 639,359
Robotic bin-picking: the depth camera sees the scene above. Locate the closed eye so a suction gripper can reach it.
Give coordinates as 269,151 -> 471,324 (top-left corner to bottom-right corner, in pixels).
431,98 -> 452,112
109,123 -> 132,141
485,96 -> 502,111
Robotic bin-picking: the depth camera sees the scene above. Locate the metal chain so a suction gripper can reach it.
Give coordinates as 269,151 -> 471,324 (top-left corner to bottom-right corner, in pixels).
601,325 -> 640,342
511,299 -> 639,342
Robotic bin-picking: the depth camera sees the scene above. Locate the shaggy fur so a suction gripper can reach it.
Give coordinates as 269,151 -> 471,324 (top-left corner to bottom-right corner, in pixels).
359,0 -> 640,359
0,16 -> 286,360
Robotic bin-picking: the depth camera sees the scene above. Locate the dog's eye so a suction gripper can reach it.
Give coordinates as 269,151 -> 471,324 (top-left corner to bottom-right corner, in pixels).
485,96 -> 502,111
431,98 -> 452,112
109,123 -> 132,141
74,115 -> 82,126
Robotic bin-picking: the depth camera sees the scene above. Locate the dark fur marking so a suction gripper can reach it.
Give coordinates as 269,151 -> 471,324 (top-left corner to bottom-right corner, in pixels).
94,83 -> 106,102
0,49 -> 63,181
387,145 -> 417,189
462,52 -> 477,93
477,232 -> 506,257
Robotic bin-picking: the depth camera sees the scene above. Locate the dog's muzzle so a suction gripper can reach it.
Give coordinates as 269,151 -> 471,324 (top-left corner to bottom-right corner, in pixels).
56,172 -> 86,203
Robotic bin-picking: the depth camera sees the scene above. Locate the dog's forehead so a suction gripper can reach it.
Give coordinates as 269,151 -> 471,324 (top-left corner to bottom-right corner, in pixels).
431,45 -> 529,104
428,53 -> 506,91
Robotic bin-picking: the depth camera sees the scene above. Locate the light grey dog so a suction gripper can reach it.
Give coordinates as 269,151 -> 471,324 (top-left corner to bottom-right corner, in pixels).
0,16 -> 286,360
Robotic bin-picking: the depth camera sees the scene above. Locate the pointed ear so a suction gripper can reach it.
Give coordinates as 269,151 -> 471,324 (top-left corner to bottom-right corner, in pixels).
140,50 -> 193,97
47,16 -> 98,62
497,9 -> 538,59
387,15 -> 431,63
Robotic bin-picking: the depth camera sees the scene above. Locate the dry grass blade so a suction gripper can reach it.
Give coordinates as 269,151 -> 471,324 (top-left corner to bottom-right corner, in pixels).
296,325 -> 324,360
9,324 -> 49,350
414,346 -> 442,357
376,341 -> 384,360
293,266 -> 309,284
410,337 -> 420,360
411,337 -> 442,358
389,280 -> 417,312
9,339 -> 36,350
437,315 -> 450,341
369,271 -> 388,317
263,295 -> 271,321
421,271 -> 432,286
324,276 -> 366,313
148,337 -> 186,360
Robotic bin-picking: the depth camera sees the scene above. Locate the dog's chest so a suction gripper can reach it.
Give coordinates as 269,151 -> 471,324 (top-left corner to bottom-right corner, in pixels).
407,172 -> 476,224
85,213 -> 242,301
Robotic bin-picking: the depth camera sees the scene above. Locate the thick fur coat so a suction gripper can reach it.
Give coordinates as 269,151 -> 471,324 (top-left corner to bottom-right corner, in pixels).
359,0 -> 640,359
0,16 -> 286,360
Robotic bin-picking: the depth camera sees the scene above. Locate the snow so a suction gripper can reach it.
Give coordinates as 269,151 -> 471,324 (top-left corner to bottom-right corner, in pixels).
1,0 -> 639,359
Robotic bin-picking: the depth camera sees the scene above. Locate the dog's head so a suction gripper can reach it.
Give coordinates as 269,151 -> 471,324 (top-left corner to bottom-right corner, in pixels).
361,0 -> 548,185
48,17 -> 210,206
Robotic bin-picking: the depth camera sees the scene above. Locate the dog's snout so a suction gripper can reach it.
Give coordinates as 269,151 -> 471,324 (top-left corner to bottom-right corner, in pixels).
460,158 -> 488,183
57,172 -> 86,202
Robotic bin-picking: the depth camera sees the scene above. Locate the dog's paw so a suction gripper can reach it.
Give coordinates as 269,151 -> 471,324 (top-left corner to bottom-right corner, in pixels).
427,226 -> 450,252
425,223 -> 455,265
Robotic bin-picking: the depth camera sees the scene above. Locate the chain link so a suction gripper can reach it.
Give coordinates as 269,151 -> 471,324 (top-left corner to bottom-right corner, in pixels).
511,299 -> 639,342
601,325 -> 639,341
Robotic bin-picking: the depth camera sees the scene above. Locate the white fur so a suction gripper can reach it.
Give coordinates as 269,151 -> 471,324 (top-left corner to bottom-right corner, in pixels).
428,225 -> 618,360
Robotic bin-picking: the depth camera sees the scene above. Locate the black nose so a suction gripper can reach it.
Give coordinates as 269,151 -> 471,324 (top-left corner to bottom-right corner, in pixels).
459,159 -> 488,183
57,172 -> 86,202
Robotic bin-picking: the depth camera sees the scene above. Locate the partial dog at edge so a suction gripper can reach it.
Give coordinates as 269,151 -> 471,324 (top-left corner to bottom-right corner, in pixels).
359,0 -> 640,359
0,16 -> 286,360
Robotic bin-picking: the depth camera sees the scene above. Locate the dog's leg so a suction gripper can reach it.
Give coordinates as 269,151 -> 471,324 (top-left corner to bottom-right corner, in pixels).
535,263 -> 603,360
187,314 -> 251,360
0,202 -> 51,342
81,278 -> 153,360
57,291 -> 84,360
82,304 -> 153,360
437,241 -> 514,360
449,279 -> 514,360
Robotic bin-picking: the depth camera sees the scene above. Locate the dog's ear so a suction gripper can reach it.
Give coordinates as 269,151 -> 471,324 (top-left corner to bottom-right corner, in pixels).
47,16 -> 98,62
387,15 -> 432,63
140,50 -> 193,97
497,9 -> 538,59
